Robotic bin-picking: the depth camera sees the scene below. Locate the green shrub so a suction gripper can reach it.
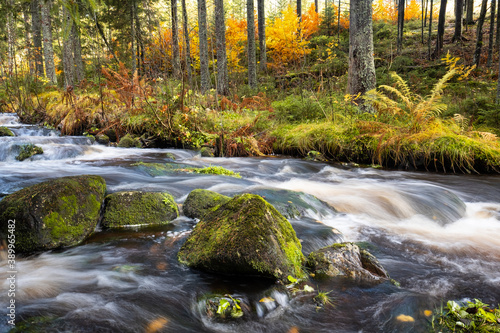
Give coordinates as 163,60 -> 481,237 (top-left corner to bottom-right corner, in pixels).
272,94 -> 325,123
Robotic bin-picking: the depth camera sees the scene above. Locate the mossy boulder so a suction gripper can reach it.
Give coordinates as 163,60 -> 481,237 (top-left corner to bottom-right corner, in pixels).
305,150 -> 327,162
0,126 -> 14,136
178,194 -> 306,282
102,191 -> 179,227
16,144 -> 43,161
0,175 -> 106,253
183,189 -> 231,219
95,134 -> 110,145
307,242 -> 389,282
200,147 -> 214,157
117,134 -> 142,148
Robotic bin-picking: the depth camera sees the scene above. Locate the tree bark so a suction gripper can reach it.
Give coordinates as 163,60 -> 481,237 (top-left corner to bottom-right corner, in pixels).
453,0 -> 463,41
297,0 -> 302,21
41,0 -> 57,84
428,0 -> 434,59
23,4 -> 35,76
31,0 -> 44,76
466,0 -> 474,24
247,0 -> 257,88
397,0 -> 405,54
473,0 -> 489,67
72,20 -> 84,83
215,0 -> 229,95
315,0 -> 319,13
347,0 -> 376,112
134,0 -> 145,76
198,0 -> 211,92
487,0 -> 496,66
181,0 -> 193,86
62,5 -> 74,88
497,0 -> 500,46
171,0 -> 182,79
257,0 -> 266,72
131,0 -> 137,74
434,0 -> 448,57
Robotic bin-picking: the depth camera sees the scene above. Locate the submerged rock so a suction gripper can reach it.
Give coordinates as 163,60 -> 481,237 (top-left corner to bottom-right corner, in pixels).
307,242 -> 389,282
178,194 -> 306,282
305,151 -> 327,162
16,144 -> 43,161
183,189 -> 231,219
248,187 -> 335,219
0,126 -> 14,136
102,191 -> 178,227
0,175 -> 106,253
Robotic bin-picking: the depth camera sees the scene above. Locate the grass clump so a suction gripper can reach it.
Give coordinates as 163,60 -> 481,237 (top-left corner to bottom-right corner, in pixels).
431,299 -> 500,332
314,290 -> 334,309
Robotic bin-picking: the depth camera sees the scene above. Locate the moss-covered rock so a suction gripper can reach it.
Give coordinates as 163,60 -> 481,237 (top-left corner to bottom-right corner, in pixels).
200,147 -> 214,157
0,126 -> 14,136
305,150 -> 327,162
16,144 -> 43,161
307,242 -> 389,282
0,175 -> 106,253
117,134 -> 142,148
178,194 -> 306,282
96,134 -> 110,145
183,189 -> 231,219
102,191 -> 179,227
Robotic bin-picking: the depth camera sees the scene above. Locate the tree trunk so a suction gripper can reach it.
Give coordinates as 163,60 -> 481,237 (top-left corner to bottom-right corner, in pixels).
31,0 -> 44,76
72,21 -> 84,84
247,0 -> 257,88
397,0 -> 405,54
347,0 -> 376,112
171,0 -> 182,79
297,0 -> 302,21
466,0 -> 474,24
131,0 -> 137,74
496,40 -> 500,103
453,0 -> 463,41
41,0 -> 57,84
473,0 -> 489,67
134,0 -> 145,76
497,0 -> 500,46
23,4 -> 35,76
215,0 -> 229,95
62,5 -> 74,88
257,0 -> 266,72
198,0 -> 211,92
315,0 -> 319,13
181,0 -> 192,86
487,0 -> 496,66
428,0 -> 433,59
434,0 -> 448,57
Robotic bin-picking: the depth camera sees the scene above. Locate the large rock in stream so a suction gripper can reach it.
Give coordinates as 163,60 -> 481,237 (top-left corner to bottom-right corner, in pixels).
102,191 -> 179,227
307,242 -> 389,283
0,175 -> 106,253
178,194 -> 306,282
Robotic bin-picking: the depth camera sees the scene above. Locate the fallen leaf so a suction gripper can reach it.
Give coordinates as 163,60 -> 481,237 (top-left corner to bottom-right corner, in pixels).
396,314 -> 415,322
145,317 -> 168,333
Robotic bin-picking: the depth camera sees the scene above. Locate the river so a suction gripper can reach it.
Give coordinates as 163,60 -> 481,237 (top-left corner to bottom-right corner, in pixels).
1,112 -> 499,332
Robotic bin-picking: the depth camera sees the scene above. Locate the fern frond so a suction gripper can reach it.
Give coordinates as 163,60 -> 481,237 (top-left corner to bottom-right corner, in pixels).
429,68 -> 456,101
378,85 -> 413,111
364,89 -> 401,114
390,71 -> 412,101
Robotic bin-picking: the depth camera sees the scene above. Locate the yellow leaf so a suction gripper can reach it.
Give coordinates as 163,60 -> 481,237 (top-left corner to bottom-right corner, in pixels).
259,297 -> 275,303
396,314 -> 415,322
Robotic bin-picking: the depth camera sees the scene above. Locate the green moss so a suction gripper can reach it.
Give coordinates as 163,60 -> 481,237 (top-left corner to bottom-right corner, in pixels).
183,189 -> 231,219
0,175 -> 106,252
0,126 -> 14,136
118,134 -> 142,148
16,144 -> 43,161
133,162 -> 241,178
102,191 -> 179,227
178,194 -> 306,281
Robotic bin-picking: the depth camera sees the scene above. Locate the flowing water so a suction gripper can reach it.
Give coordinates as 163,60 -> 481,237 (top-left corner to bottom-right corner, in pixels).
1,112 -> 499,333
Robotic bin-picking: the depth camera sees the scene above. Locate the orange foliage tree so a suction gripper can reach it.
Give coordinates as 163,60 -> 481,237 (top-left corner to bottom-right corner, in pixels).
225,17 -> 248,72
266,4 -> 320,71
372,0 -> 420,21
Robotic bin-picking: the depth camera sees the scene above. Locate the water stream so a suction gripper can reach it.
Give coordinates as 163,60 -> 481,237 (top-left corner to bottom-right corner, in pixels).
1,112 -> 499,332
